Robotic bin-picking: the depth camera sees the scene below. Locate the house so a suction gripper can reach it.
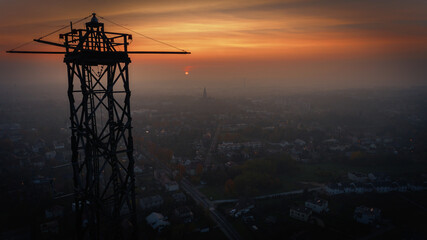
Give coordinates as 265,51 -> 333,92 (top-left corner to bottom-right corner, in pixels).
53,141 -> 65,150
408,181 -> 425,191
174,206 -> 194,223
265,216 -> 277,224
185,164 -> 197,176
242,141 -> 263,149
32,176 -> 54,195
329,145 -> 347,151
232,199 -> 255,218
218,141 -> 262,153
218,142 -> 241,152
32,139 -> 46,153
368,173 -> 376,181
372,181 -> 394,193
164,181 -> 179,192
45,205 -> 64,219
392,181 -> 408,192
351,182 -> 372,194
134,166 -> 143,175
154,169 -> 169,183
342,183 -> 355,193
325,183 -> 344,195
45,151 -> 56,159
242,215 -> 255,223
354,206 -> 381,225
139,195 -> 164,210
294,139 -> 306,146
305,198 -> 328,213
31,156 -> 46,168
232,205 -> 254,218
348,172 -> 368,182
289,207 -> 312,222
145,212 -> 170,232
40,220 -> 59,234
172,192 -> 187,203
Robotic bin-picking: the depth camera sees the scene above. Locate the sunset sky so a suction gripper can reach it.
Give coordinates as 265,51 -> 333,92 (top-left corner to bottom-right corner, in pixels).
1,0 -> 427,94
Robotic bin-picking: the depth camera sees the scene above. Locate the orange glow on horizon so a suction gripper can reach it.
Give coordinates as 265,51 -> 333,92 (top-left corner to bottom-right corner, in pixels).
2,0 -> 426,62
1,0 -> 427,89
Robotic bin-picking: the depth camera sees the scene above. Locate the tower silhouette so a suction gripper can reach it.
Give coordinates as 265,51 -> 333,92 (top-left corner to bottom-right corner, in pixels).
203,87 -> 207,99
64,14 -> 137,239
8,13 -> 190,239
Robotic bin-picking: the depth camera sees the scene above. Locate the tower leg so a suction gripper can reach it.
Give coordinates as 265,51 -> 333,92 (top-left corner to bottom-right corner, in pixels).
67,62 -> 137,239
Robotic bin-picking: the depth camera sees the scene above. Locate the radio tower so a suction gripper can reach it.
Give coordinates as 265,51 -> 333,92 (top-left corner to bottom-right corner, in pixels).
8,13 -> 190,239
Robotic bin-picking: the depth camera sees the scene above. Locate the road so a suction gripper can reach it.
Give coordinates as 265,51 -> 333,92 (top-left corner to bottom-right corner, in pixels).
212,186 -> 323,204
141,149 -> 242,240
180,178 -> 242,240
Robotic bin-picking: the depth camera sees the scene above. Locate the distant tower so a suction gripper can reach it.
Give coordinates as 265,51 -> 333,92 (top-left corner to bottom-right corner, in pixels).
203,87 -> 207,99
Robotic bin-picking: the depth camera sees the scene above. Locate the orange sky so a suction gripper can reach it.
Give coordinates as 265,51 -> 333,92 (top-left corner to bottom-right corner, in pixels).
1,0 -> 427,91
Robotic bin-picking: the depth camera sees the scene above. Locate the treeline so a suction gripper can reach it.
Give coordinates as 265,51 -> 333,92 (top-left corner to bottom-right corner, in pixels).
232,154 -> 299,196
203,154 -> 299,197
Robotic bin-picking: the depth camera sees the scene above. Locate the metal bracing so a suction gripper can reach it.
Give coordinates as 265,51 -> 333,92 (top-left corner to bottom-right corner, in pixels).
67,60 -> 136,238
64,15 -> 137,239
7,12 -> 190,239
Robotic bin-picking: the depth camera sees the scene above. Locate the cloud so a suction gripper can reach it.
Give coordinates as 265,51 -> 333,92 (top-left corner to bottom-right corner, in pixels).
1,0 -> 427,87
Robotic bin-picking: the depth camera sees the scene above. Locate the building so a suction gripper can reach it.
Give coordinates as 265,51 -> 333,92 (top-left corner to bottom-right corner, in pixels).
408,181 -> 425,191
146,212 -> 170,232
154,169 -> 170,183
353,206 -> 381,225
325,183 -> 344,195
351,182 -> 372,194
53,141 -> 65,150
32,139 -> 46,153
392,181 -> 408,192
305,198 -> 328,213
368,173 -> 377,181
289,207 -> 312,222
174,206 -> 194,223
45,205 -> 64,219
164,181 -> 179,192
203,87 -> 207,99
294,139 -> 306,146
372,181 -> 394,193
342,183 -> 355,193
172,192 -> 187,203
348,172 -> 369,182
218,141 -> 263,153
45,151 -> 56,159
40,220 -> 59,234
139,195 -> 164,210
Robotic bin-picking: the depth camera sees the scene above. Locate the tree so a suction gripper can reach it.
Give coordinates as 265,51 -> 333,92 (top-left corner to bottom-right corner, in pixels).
177,164 -> 186,180
224,179 -> 235,195
196,163 -> 203,176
